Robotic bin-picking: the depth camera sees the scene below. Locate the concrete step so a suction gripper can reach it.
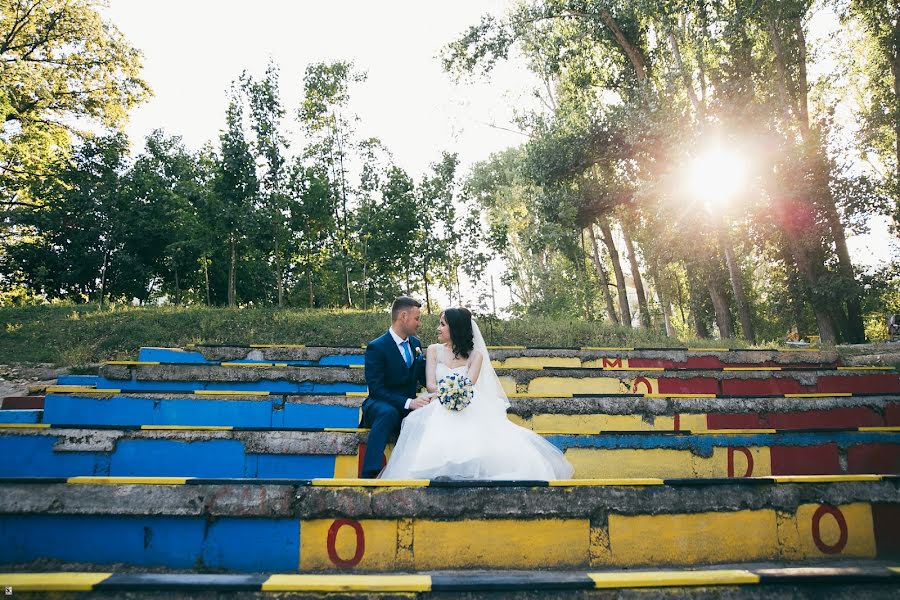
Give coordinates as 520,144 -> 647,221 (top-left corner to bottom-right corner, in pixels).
0,409 -> 40,424
27,391 -> 900,433
1,425 -> 897,479
140,345 -> 841,370
0,396 -> 44,410
0,477 -> 897,572
92,363 -> 900,397
2,564 -> 899,597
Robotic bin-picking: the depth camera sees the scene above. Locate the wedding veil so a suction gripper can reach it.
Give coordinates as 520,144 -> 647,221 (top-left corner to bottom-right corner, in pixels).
471,320 -> 511,410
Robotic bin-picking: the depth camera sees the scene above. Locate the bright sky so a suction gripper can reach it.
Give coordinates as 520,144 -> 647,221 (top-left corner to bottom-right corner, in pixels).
105,1 -> 535,179
104,1 -> 895,313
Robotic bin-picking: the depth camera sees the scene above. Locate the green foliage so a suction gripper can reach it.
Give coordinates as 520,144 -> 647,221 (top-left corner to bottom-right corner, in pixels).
0,0 -> 150,210
0,304 -> 745,365
0,2 -> 894,347
859,266 -> 900,341
449,0 -> 892,343
841,0 -> 899,233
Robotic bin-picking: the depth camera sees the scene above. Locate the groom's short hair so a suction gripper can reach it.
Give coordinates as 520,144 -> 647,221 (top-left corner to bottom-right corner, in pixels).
391,296 -> 421,321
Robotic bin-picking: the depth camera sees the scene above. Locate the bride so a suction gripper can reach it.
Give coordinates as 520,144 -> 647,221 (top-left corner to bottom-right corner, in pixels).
379,307 -> 574,480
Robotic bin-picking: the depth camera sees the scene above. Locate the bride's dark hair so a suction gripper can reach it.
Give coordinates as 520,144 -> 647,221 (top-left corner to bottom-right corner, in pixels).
443,307 -> 474,359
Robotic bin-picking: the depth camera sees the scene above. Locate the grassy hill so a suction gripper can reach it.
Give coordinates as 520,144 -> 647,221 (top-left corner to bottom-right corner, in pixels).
0,304 -> 746,366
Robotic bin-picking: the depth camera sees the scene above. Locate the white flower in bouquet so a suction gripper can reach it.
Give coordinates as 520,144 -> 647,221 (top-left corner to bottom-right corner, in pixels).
436,371 -> 474,411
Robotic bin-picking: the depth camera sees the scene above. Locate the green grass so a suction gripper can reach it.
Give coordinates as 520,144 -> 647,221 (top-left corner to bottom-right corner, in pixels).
0,304 -> 749,365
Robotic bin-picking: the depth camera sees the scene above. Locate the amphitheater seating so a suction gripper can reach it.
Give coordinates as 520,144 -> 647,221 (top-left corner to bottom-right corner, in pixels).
1,343 -> 898,596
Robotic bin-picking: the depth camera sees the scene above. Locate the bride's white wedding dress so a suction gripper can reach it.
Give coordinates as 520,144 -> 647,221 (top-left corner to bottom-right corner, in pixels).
380,339 -> 574,480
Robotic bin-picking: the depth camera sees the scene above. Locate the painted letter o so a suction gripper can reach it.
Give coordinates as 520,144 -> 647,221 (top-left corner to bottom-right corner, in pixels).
326,518 -> 365,567
811,504 -> 848,555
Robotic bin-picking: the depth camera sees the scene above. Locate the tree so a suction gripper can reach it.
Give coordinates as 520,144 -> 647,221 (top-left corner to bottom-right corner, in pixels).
0,0 -> 150,210
215,88 -> 259,307
2,133 -> 132,302
286,159 -> 335,307
416,152 -> 464,313
842,0 -> 899,233
242,61 -> 290,306
125,130 -> 206,305
446,0 -> 884,342
299,61 -> 366,307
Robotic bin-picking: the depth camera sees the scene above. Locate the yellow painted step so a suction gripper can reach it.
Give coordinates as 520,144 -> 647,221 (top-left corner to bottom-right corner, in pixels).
0,573 -> 111,592
262,574 -> 430,592
297,502 -> 877,570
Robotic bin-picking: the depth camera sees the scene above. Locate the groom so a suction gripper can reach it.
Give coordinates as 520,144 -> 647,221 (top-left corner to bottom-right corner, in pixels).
359,296 -> 430,478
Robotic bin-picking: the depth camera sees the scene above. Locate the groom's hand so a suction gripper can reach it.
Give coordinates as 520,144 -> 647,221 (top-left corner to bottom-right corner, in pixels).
409,394 -> 434,410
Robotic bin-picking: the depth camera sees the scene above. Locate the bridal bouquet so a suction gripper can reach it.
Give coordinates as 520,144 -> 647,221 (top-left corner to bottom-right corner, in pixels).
436,372 -> 474,411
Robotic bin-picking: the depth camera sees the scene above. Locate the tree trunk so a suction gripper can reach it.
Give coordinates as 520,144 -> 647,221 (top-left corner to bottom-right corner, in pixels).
97,246 -> 109,308
307,262 -> 314,307
228,233 -> 236,308
675,271 -> 687,326
695,2 -> 709,105
766,17 -> 799,126
768,14 -> 853,345
579,230 -> 594,321
820,197 -> 865,342
98,246 -> 109,308
782,236 -> 839,344
275,236 -> 284,308
423,258 -> 431,315
790,17 -> 810,139
894,18 -> 899,182
792,17 -> 863,342
174,263 -> 180,306
588,226 -> 619,324
598,217 -> 632,327
706,274 -> 735,339
718,227 -> 755,343
649,259 -> 675,337
659,289 -> 674,337
779,246 -> 805,337
594,9 -> 648,83
662,15 -> 702,115
687,270 -> 710,339
203,258 -> 211,306
621,226 -> 651,328
342,253 -> 352,308
361,238 -> 368,311
405,263 -> 411,296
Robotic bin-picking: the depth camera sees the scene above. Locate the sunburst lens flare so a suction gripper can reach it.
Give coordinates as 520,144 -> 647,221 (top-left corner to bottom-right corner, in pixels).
686,145 -> 748,211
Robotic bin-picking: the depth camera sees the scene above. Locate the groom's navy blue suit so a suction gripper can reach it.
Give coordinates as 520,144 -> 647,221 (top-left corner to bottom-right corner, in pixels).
360,330 -> 426,477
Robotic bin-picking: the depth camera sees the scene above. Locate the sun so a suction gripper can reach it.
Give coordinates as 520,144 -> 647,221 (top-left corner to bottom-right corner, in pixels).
685,145 -> 748,211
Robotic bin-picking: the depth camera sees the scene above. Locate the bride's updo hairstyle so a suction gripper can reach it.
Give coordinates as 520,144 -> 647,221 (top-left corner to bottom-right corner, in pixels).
443,307 -> 474,359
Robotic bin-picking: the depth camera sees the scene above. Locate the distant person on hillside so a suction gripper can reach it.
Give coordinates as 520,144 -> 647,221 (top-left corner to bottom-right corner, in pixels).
359,296 -> 429,478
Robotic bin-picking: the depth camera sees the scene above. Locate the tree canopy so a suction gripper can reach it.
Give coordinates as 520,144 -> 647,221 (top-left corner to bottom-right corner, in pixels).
0,0 -> 150,209
0,2 -> 896,343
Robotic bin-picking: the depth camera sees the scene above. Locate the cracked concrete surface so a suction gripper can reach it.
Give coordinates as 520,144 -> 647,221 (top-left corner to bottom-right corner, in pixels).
1,480 -> 896,519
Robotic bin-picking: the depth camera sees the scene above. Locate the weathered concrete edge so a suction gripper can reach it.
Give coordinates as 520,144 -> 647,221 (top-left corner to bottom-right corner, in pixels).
192,345 -> 839,364
97,364 -> 896,385
0,480 -> 897,519
48,393 -> 900,416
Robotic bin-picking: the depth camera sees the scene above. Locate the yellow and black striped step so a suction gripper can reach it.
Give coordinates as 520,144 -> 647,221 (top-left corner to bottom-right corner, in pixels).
3,564 -> 899,594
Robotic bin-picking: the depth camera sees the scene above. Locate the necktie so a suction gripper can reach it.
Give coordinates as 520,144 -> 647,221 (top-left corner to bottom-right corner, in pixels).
401,340 -> 412,368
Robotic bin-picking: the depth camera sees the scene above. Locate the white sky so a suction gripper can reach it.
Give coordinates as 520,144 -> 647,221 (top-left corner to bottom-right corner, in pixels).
104,1 -> 895,313
105,1 -> 536,179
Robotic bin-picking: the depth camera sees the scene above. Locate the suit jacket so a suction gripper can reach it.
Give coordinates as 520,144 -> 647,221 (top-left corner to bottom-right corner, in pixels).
361,331 -> 426,415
